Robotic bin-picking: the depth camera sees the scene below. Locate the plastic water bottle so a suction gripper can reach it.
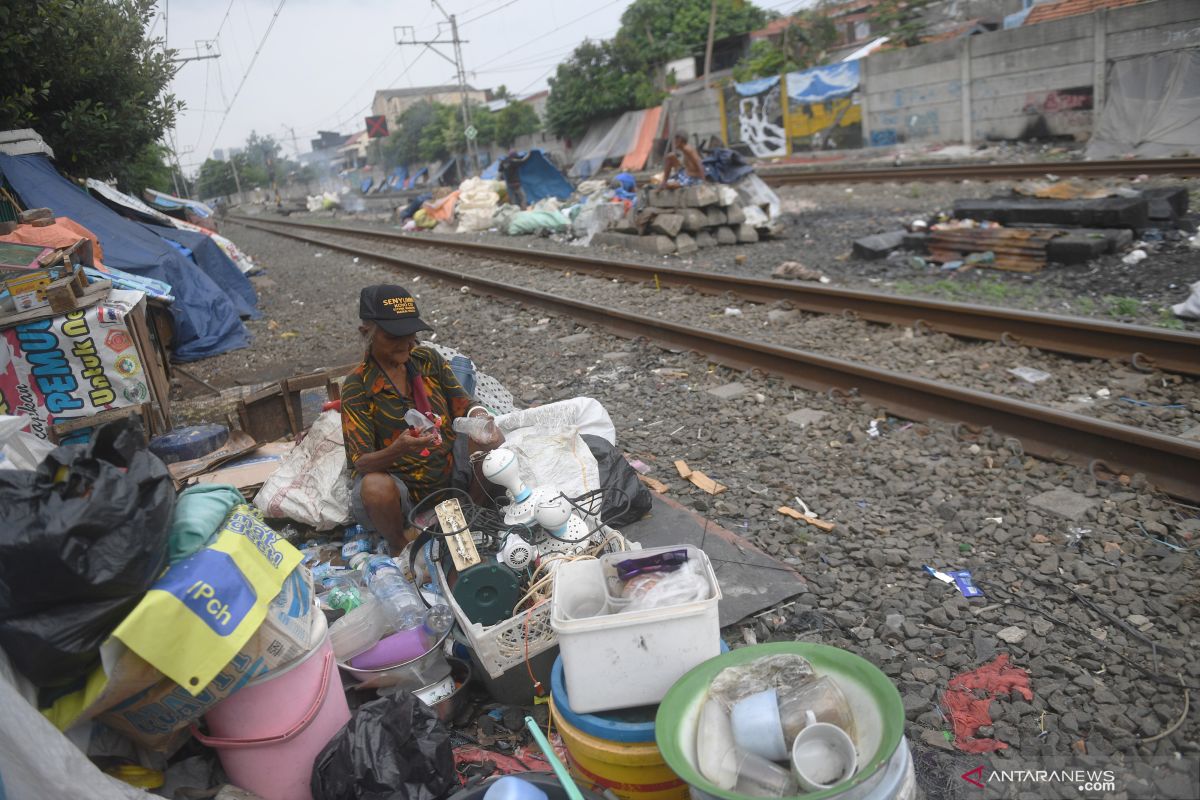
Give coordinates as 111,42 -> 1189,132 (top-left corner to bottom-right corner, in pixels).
326,572 -> 362,613
341,525 -> 370,559
364,556 -> 425,631
424,603 -> 454,636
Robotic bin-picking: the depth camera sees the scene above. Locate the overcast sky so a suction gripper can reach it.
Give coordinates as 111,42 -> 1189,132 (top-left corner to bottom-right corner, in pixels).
163,0 -> 636,171
163,0 -> 803,172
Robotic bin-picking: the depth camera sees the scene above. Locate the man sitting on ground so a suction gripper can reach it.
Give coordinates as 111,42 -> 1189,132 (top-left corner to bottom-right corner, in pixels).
660,132 -> 706,188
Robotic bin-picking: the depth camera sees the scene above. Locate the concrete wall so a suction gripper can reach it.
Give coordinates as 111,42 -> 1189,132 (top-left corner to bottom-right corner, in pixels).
859,0 -> 1200,147
665,79 -> 728,146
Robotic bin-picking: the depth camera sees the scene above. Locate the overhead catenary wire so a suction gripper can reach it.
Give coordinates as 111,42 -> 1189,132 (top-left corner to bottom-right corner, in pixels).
203,0 -> 288,163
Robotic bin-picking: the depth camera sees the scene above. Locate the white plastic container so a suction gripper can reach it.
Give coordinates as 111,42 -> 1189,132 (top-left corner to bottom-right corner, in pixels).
551,544 -> 722,713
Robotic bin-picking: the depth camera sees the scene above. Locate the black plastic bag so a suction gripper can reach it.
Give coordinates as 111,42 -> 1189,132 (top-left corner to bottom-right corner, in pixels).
582,434 -> 652,527
0,419 -> 174,686
311,692 -> 456,800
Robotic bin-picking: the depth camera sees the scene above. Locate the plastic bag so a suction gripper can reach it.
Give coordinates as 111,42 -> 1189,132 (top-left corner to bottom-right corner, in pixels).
1173,281 -> 1200,319
582,434 -> 651,527
708,654 -> 816,711
311,691 -> 456,800
571,202 -> 626,245
0,419 -> 174,687
622,559 -> 710,612
506,209 -> 568,236
733,173 -> 781,221
0,414 -> 55,470
254,409 -> 352,530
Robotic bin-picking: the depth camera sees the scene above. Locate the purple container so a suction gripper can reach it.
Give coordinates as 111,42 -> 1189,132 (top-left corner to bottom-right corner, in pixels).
349,626 -> 430,670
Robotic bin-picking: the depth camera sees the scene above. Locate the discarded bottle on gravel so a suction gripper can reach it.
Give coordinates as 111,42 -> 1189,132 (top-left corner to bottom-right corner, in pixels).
364,556 -> 425,631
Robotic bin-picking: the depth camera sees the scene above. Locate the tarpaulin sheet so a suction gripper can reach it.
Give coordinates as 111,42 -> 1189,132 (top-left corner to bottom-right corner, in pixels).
517,150 -> 572,205
734,75 -> 781,97
1087,50 -> 1200,159
786,61 -> 859,104
144,225 -> 258,319
619,106 -> 663,172
481,157 -> 501,180
570,110 -> 645,178
0,218 -> 105,264
143,188 -> 213,219
0,154 -> 249,361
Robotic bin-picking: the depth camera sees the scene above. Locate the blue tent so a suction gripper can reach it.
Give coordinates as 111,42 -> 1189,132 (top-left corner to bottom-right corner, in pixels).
514,150 -> 572,205
147,225 -> 259,319
0,154 -> 250,362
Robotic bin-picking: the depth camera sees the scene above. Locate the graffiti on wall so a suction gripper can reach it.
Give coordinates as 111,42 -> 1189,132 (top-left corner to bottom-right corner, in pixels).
1017,86 -> 1093,140
725,76 -> 788,157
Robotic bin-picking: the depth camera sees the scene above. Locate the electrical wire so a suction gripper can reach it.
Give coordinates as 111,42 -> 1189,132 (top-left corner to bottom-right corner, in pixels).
469,0 -> 626,73
461,0 -> 522,26
203,0 -> 288,162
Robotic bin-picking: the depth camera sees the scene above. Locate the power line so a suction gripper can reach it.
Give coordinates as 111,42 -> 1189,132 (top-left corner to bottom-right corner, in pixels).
203,0 -> 288,161
214,0 -> 238,39
461,0 -> 522,26
470,0 -> 625,72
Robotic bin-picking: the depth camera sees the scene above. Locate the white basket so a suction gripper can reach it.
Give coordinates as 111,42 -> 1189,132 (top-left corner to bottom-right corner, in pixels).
550,544 -> 722,714
434,559 -> 557,680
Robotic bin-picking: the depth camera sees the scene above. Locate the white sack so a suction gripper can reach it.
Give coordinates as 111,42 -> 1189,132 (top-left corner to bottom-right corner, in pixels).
1173,281 -> 1200,320
0,415 -> 55,471
254,409 -> 352,530
495,397 -> 615,499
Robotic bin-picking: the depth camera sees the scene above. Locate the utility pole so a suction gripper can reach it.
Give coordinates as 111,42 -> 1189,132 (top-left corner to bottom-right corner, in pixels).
703,0 -> 718,82
395,0 -> 479,177
228,154 -> 243,204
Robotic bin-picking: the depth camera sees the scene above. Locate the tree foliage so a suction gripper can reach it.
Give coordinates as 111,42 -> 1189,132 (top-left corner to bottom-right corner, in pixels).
0,0 -> 182,181
731,12 -> 839,81
111,143 -> 175,196
871,0 -> 932,47
545,0 -> 770,139
493,101 -> 541,148
375,98 -> 543,168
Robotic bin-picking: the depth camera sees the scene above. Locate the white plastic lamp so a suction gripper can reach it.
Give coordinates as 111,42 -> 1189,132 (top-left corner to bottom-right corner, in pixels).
482,447 -> 545,525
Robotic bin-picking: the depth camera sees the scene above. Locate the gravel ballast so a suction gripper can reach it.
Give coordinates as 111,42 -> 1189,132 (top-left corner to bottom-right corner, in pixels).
188,224 -> 1199,793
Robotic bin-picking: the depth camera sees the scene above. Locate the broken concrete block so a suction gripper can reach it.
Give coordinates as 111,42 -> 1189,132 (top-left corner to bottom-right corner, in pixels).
715,226 -> 738,245
651,213 -> 685,238
705,207 -> 727,226
680,208 -> 709,232
1028,487 -> 1098,522
674,233 -> 699,255
1143,187 -> 1188,220
1046,231 -> 1108,264
853,231 -> 906,260
647,188 -> 679,208
694,230 -> 716,248
681,183 -> 720,208
724,204 -> 746,225
953,195 -> 1149,229
592,232 -> 676,255
707,381 -> 747,400
612,212 -> 637,233
901,231 -> 928,252
786,408 -> 828,428
736,224 -> 759,244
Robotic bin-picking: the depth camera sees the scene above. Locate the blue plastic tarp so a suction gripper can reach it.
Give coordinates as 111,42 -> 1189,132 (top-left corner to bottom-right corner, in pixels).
147,225 -> 259,319
702,149 -> 755,184
517,150 -> 572,205
481,158 -> 501,180
734,75 -> 780,97
0,154 -> 250,362
785,62 -> 860,105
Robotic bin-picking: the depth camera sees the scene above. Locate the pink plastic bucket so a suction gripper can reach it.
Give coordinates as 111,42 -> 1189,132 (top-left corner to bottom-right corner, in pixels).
194,631 -> 350,800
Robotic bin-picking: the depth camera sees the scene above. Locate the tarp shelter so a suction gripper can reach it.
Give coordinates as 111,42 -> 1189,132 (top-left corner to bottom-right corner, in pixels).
405,167 -> 429,189
432,158 -> 457,185
147,225 -> 259,320
1087,50 -> 1200,159
513,150 -> 572,205
570,110 -> 649,178
0,154 -> 250,361
619,107 -> 664,172
144,188 -> 215,222
481,157 -> 501,180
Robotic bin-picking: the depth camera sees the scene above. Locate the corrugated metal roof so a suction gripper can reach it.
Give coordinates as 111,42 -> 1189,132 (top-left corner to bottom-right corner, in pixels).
1024,0 -> 1144,26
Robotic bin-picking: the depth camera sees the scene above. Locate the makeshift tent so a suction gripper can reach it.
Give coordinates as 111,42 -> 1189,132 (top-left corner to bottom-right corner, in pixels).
146,225 -> 259,319
143,188 -> 215,222
0,154 -> 249,361
514,150 -> 572,205
404,167 -> 429,189
570,110 -> 648,178
1087,50 -> 1200,159
480,157 -> 501,180
432,158 -> 457,185
619,107 -> 664,172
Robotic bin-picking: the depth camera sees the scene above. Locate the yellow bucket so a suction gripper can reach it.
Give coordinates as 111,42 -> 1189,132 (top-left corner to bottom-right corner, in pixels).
550,694 -> 689,800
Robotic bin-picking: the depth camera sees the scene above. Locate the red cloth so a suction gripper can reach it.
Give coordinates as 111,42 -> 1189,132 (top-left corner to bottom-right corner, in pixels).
942,654 -> 1033,753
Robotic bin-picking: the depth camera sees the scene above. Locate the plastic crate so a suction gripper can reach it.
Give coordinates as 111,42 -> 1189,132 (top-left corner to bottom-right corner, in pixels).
434,559 -> 557,680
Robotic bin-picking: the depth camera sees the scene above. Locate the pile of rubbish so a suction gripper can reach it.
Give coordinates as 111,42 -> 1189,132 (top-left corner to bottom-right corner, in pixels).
851,180 -> 1199,312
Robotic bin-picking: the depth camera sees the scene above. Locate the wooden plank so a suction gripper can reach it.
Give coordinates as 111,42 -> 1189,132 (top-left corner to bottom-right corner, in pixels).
674,459 -> 692,478
778,505 -> 836,531
687,469 -> 727,495
124,297 -> 172,430
51,403 -> 147,440
637,474 -> 670,494
0,280 -> 111,330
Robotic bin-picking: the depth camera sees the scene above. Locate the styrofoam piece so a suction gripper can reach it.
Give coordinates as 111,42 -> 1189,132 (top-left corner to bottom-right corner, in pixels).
551,544 -> 722,713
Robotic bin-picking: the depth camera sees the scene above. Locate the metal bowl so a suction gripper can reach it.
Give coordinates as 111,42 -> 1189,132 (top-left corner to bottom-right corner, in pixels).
336,624 -> 452,691
416,656 -> 473,724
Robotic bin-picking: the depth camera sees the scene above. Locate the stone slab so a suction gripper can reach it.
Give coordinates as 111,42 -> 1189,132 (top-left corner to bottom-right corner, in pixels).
680,208 -> 709,232
953,195 -> 1149,229
1142,187 -> 1188,220
705,207 -> 727,226
651,213 -> 685,238
724,204 -> 746,226
853,231 -> 906,260
707,381 -> 748,400
1028,487 -> 1098,522
682,184 -> 720,208
786,408 -> 828,428
647,188 -> 679,208
695,230 -> 716,248
715,226 -> 738,246
736,223 -> 760,244
674,232 -> 699,255
593,231 -> 675,255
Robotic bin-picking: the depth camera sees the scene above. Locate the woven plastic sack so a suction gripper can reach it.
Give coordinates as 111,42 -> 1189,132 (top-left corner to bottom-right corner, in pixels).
254,409 -> 351,530
495,397 -> 614,499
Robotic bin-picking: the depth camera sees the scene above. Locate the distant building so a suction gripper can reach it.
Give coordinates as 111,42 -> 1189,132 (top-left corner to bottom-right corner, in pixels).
310,130 -> 349,152
372,84 -> 488,122
520,90 -> 549,121
338,131 -> 369,171
213,148 -> 225,162
1022,0 -> 1147,27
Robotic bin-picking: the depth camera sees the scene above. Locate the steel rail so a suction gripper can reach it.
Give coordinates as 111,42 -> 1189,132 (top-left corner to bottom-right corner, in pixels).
230,215 -> 1200,377
756,157 -> 1200,185
238,218 -> 1200,502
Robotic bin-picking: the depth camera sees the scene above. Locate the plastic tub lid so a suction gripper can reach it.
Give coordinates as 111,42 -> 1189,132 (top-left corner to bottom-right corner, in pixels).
551,639 -> 730,744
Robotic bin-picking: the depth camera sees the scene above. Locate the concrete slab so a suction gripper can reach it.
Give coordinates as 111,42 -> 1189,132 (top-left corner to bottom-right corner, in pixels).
624,493 -> 803,627
724,204 -> 746,226
786,408 -> 829,428
853,231 -> 906,260
954,195 -> 1149,229
707,381 -> 748,400
651,213 -> 685,238
716,226 -> 737,246
680,208 -> 709,232
682,184 -> 720,208
1028,487 -> 1098,521
705,207 -> 727,226
1143,187 -> 1188,220
675,233 -> 699,255
736,224 -> 760,244
695,231 -> 717,248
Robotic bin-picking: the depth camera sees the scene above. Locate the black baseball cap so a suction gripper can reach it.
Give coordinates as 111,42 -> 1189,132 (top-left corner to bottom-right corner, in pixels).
358,285 -> 433,337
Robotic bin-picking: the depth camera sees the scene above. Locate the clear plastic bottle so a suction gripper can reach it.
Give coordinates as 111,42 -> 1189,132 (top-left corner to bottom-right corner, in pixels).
364,556 -> 425,631
341,525 -> 371,559
423,603 -> 454,635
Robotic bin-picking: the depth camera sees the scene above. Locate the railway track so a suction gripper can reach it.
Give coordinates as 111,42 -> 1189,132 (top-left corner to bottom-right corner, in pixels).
234,216 -> 1200,502
756,157 -> 1200,185
231,215 -> 1200,377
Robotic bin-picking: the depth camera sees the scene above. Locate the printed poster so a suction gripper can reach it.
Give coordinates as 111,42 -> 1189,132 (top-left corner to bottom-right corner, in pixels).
0,288 -> 149,441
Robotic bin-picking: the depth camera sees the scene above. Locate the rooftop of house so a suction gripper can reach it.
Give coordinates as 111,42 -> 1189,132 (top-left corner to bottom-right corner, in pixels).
1024,0 -> 1145,26
374,84 -> 481,100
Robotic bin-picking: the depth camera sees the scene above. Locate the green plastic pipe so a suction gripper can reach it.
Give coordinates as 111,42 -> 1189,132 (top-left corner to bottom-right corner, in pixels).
524,715 -> 585,800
